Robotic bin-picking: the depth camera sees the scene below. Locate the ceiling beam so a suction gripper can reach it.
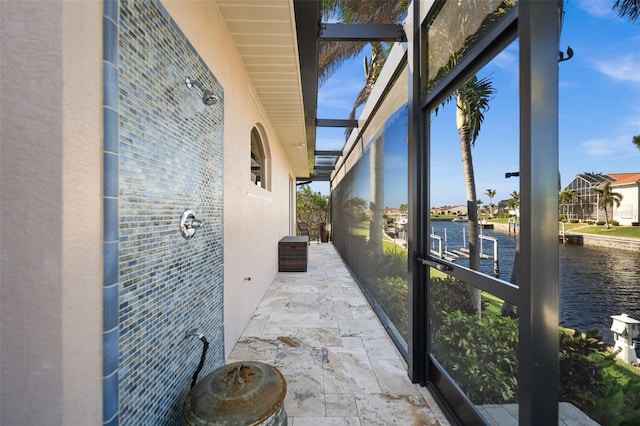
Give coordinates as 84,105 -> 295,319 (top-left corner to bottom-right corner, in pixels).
316,119 -> 358,128
295,2 -> 407,181
315,150 -> 342,156
320,23 -> 406,42
293,0 -> 321,176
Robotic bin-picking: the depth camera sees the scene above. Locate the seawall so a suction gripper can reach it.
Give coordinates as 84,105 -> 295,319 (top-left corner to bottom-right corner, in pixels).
490,222 -> 640,253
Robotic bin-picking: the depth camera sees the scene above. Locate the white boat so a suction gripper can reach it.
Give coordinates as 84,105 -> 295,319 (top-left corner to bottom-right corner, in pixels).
395,214 -> 408,231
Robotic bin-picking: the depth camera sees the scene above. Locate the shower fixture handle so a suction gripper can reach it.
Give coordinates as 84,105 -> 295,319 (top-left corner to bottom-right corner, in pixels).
180,209 -> 204,240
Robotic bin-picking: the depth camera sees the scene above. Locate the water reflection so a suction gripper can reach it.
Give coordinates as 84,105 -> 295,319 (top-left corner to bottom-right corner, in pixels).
430,221 -> 640,344
560,244 -> 640,344
430,221 -> 517,279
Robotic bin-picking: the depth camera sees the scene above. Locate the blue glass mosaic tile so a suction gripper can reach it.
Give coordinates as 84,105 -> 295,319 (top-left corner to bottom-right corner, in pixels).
103,285 -> 119,331
103,17 -> 118,65
103,371 -> 118,421
104,414 -> 118,426
104,153 -> 118,197
104,197 -> 118,242
111,1 -> 226,424
103,108 -> 119,154
104,241 -> 119,285
103,63 -> 118,109
104,0 -> 118,23
103,327 -> 119,376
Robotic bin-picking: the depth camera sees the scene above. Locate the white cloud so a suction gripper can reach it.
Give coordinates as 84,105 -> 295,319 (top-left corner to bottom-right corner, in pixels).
623,111 -> 640,128
582,138 -> 617,156
492,48 -> 517,69
559,79 -> 578,90
590,54 -> 640,84
317,77 -> 365,111
315,135 -> 346,151
578,0 -> 615,19
582,135 -> 639,157
384,153 -> 406,170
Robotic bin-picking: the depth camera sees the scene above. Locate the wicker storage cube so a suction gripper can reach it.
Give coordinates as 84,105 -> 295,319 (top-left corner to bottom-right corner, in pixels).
278,236 -> 308,272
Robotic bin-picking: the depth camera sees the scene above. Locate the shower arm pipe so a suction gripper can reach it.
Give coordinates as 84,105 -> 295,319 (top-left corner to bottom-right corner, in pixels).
186,329 -> 209,388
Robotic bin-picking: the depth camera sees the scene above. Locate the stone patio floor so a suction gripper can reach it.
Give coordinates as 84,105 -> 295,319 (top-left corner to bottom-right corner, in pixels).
227,242 -> 451,426
226,242 -> 599,425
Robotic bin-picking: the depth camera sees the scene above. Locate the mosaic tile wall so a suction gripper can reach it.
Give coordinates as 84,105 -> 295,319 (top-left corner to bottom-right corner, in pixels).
103,1 -> 225,424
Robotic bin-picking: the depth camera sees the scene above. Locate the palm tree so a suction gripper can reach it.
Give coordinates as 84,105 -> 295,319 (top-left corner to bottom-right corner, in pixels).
426,2 -> 517,315
507,191 -> 520,217
319,1 -> 407,120
321,2 -> 508,317
592,182 -> 623,229
448,76 -> 497,315
455,77 -> 496,266
485,189 -> 497,218
559,189 -> 579,220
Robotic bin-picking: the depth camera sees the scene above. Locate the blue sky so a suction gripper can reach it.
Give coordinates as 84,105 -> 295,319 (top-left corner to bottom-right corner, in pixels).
312,0 -> 640,208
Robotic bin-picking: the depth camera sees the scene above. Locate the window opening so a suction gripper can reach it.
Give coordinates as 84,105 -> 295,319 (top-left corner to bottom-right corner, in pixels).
251,126 -> 269,190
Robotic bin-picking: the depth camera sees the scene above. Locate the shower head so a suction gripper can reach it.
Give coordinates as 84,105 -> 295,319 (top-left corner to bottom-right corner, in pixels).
185,77 -> 219,105
201,90 -> 218,106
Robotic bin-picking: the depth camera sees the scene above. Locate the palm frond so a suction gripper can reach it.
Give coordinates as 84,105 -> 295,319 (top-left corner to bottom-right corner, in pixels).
319,0 -> 407,85
613,0 -> 640,22
462,75 -> 496,145
319,41 -> 366,86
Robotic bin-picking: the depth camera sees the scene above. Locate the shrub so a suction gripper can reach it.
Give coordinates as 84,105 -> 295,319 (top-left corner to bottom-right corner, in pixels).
570,219 -> 579,223
596,221 -> 605,226
432,310 -> 519,404
354,246 -> 409,339
559,329 -> 616,420
593,361 -> 640,426
369,276 -> 408,338
296,184 -> 328,230
610,220 -> 619,226
559,328 -> 640,425
429,276 -> 518,404
430,276 -> 477,321
632,222 -> 639,227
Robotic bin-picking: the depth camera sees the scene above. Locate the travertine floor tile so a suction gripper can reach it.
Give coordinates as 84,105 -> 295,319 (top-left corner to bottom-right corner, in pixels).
323,349 -> 381,394
292,417 -> 360,426
325,393 -> 358,417
228,243 -> 450,426
355,393 -> 441,426
283,373 -> 325,417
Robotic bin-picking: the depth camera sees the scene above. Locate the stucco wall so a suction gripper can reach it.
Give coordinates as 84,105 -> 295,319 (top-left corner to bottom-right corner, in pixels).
612,184 -> 639,224
1,0 -> 295,423
1,1 -> 103,424
162,0 -> 295,358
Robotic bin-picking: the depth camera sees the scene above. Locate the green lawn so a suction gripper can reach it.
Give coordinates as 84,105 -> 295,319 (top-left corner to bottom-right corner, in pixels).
566,225 -> 640,239
486,217 -> 513,224
482,291 -> 504,317
349,221 -> 409,254
484,219 -> 640,239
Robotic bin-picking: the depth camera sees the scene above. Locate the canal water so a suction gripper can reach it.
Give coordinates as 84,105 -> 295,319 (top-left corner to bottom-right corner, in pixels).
430,220 -> 640,344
